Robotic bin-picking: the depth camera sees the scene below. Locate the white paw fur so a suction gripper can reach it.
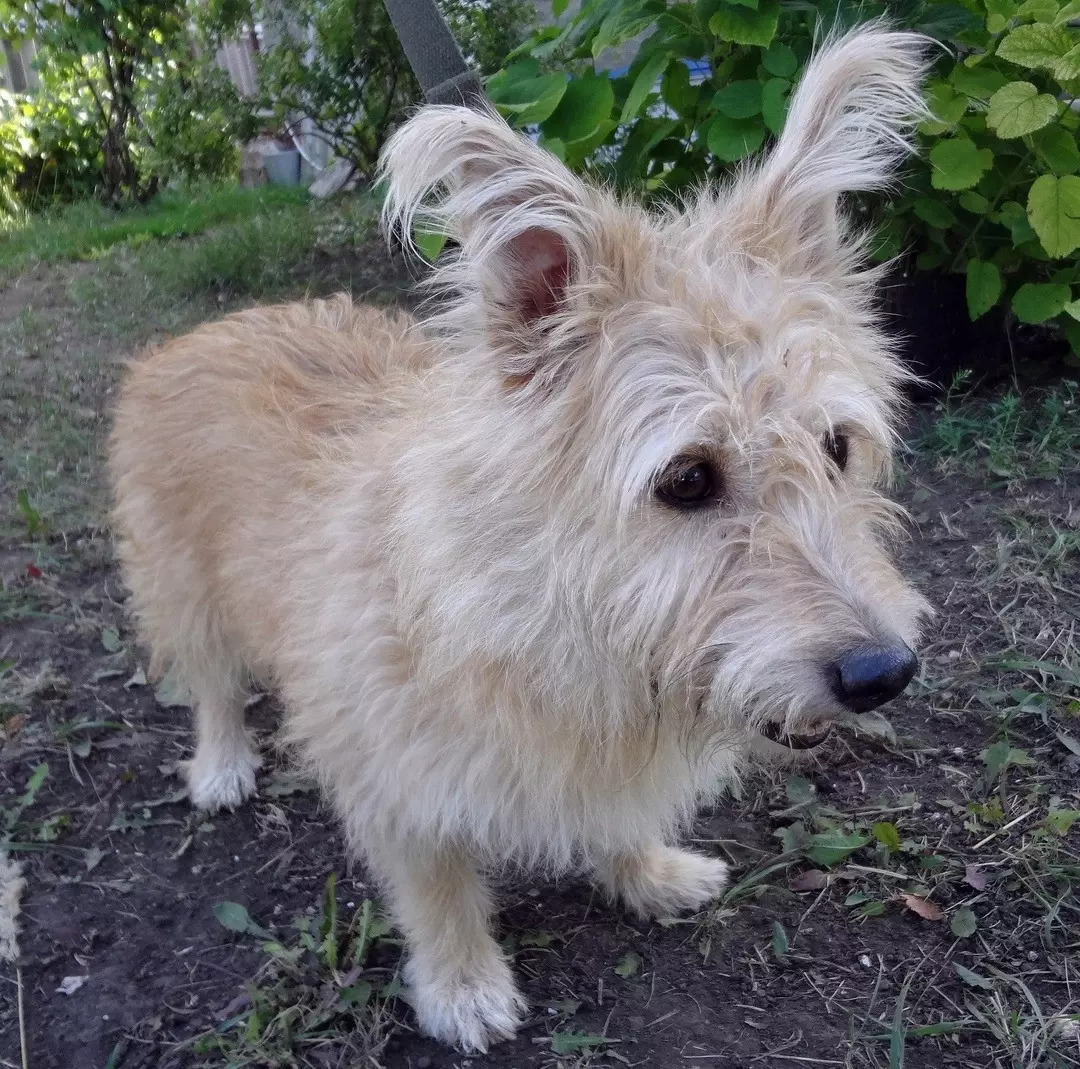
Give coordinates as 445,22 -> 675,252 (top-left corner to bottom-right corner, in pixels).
601,846 -> 729,919
406,953 -> 525,1052
183,747 -> 261,812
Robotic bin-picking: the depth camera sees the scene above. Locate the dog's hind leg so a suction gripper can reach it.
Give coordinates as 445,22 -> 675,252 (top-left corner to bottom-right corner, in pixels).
594,842 -> 728,920
182,656 -> 261,812
370,838 -> 524,1052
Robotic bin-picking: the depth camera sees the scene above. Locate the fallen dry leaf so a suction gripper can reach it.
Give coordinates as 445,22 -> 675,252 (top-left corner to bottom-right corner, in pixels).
899,893 -> 943,921
964,864 -> 988,891
57,975 -> 88,995
790,869 -> 829,891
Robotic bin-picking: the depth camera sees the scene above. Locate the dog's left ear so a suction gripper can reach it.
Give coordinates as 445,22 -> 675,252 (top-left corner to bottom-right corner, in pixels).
730,23 -> 931,264
379,105 -> 596,347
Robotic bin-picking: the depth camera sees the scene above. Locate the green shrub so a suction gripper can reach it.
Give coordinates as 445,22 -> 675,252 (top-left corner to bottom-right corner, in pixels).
488,0 -> 1080,361
4,74 -> 105,208
139,61 -> 258,186
252,0 -> 533,179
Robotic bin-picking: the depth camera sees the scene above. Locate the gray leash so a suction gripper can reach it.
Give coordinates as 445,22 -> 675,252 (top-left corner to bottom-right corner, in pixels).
381,0 -> 488,107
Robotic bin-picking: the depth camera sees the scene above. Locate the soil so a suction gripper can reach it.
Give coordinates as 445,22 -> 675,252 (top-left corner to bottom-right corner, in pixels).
1,239 -> 1078,1069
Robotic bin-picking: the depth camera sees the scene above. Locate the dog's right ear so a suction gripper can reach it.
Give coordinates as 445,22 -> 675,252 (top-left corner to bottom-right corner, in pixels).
380,105 -> 597,353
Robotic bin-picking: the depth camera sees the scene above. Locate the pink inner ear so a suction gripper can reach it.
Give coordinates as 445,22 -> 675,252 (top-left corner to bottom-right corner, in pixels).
509,227 -> 570,326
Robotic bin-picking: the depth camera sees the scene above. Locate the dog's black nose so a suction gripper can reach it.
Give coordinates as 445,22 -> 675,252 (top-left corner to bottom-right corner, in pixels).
829,644 -> 918,712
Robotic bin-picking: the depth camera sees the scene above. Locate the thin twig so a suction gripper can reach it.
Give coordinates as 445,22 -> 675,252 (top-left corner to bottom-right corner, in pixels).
17,965 -> 27,1069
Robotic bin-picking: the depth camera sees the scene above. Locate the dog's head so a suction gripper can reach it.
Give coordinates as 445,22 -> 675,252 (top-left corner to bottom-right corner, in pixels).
380,24 -> 933,756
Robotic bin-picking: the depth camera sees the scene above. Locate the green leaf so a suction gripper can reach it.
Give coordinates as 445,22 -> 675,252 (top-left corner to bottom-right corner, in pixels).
1027,173 -> 1080,257
550,1032 -> 618,1055
709,0 -> 780,47
951,907 -> 978,938
929,138 -> 994,190
1033,125 -> 1080,175
771,920 -> 788,959
761,77 -> 789,134
487,65 -> 568,126
712,79 -> 762,118
707,113 -> 767,161
1063,299 -> 1080,319
413,230 -> 447,263
959,190 -> 991,213
774,821 -> 810,855
914,197 -> 959,229
966,259 -> 1003,319
552,0 -> 569,15
543,73 -> 615,145
620,51 -> 670,124
997,199 -> 1039,244
153,671 -> 193,709
987,81 -> 1058,137
1054,42 -> 1080,79
955,963 -> 994,989
996,23 -> 1073,70
593,5 -> 657,58
1055,0 -> 1080,22
761,42 -> 797,77
923,80 -> 969,131
615,950 -> 642,977
1019,0 -> 1059,20
950,65 -> 1009,100
785,775 -> 816,807
661,58 -> 697,117
871,821 -> 902,853
1012,282 -> 1071,322
214,901 -> 252,933
1043,808 -> 1080,834
853,899 -> 886,918
804,829 -> 869,867
338,980 -> 373,1008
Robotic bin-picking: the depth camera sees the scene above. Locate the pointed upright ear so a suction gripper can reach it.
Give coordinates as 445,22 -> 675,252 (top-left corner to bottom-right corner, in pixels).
729,23 -> 931,263
378,104 -> 595,340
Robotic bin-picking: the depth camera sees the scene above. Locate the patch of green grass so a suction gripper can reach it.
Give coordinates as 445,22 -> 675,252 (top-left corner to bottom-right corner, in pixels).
1,188 -> 385,531
189,877 -> 400,1068
0,184 -> 310,278
919,379 -> 1080,483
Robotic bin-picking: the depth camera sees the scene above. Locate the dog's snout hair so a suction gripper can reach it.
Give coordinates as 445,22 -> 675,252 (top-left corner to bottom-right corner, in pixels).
110,23 -> 933,1054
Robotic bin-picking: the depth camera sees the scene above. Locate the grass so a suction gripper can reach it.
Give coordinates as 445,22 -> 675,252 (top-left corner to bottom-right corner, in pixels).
188,879 -> 401,1068
0,182 -> 388,533
920,375 -> 1080,483
0,184 -> 312,279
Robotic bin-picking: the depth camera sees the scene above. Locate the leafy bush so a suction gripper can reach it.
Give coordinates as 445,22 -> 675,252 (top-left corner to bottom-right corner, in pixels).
139,60 -> 258,186
1,73 -> 105,209
0,0 -> 255,210
488,0 -> 1080,361
252,0 -> 533,179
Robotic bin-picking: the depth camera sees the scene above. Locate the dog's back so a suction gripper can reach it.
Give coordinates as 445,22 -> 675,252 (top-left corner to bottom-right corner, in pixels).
109,295 -> 423,696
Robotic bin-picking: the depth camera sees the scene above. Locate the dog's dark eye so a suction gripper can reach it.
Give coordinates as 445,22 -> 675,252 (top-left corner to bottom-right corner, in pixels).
655,458 -> 721,509
824,431 -> 850,473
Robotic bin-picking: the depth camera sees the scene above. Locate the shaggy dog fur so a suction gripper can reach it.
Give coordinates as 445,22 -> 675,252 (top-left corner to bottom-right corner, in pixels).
109,24 -> 932,1051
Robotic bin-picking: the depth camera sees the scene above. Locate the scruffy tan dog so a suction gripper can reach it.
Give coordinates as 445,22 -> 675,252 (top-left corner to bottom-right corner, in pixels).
110,25 -> 931,1051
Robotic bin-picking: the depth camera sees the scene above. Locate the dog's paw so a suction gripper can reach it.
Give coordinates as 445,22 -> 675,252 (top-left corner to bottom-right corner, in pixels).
406,954 -> 524,1052
183,748 -> 261,812
603,845 -> 728,919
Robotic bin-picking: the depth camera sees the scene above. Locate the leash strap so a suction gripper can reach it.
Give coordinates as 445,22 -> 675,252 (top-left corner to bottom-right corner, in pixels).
382,0 -> 487,107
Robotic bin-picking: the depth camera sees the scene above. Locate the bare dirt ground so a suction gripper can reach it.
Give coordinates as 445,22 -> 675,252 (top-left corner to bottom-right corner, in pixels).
1,221 -> 1078,1069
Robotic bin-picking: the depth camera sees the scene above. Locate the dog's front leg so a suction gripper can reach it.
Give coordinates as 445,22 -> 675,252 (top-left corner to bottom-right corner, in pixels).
370,838 -> 524,1052
594,842 -> 729,920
